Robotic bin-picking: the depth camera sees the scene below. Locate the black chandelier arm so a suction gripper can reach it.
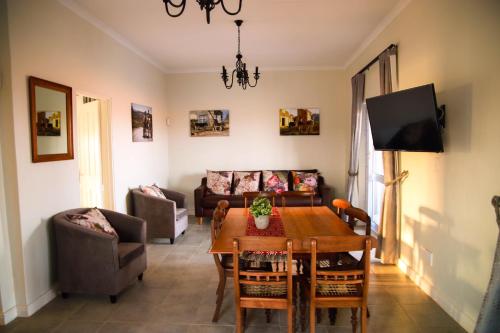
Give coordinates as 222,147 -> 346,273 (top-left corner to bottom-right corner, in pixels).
221,67 -> 237,89
218,0 -> 243,15
163,0 -> 186,17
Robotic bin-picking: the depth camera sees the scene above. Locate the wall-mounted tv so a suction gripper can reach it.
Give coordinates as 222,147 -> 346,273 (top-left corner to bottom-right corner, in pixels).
366,83 -> 444,152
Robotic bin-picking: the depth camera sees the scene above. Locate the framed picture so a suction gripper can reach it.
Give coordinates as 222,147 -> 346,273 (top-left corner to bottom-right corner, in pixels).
190,110 -> 229,137
29,76 -> 74,163
279,108 -> 320,136
131,103 -> 153,142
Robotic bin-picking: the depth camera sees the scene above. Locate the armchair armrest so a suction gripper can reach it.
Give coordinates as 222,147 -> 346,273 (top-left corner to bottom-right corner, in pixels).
194,182 -> 207,217
161,188 -> 187,209
100,209 -> 146,244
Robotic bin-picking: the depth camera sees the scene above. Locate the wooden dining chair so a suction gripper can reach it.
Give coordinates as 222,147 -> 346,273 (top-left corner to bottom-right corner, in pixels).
281,191 -> 315,208
302,236 -> 371,333
233,236 -> 296,333
243,191 -> 276,208
332,198 -> 351,219
345,206 -> 372,236
211,200 -> 231,322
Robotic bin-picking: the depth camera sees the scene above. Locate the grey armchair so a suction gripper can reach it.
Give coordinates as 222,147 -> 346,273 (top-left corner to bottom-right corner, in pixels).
130,188 -> 188,244
53,208 -> 147,303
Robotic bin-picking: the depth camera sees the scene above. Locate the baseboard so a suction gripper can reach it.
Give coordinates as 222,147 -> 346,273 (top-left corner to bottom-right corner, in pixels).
0,306 -> 17,325
397,259 -> 476,333
16,288 -> 57,317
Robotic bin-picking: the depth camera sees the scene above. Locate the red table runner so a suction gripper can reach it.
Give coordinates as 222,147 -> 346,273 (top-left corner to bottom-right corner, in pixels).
246,207 -> 285,237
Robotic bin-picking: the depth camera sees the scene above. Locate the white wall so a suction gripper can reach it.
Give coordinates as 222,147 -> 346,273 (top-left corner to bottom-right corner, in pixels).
346,0 -> 500,331
165,70 -> 350,213
4,0 -> 169,318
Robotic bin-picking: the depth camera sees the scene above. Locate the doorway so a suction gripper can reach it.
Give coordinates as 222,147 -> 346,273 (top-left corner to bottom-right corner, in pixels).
76,94 -> 114,209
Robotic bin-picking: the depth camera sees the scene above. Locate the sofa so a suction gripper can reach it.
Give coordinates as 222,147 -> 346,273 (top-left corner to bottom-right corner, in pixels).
130,187 -> 188,244
53,208 -> 146,303
194,169 -> 333,222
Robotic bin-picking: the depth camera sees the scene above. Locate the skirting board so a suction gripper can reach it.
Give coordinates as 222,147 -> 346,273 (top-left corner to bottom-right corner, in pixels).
397,259 -> 476,333
16,288 -> 57,318
0,306 -> 17,325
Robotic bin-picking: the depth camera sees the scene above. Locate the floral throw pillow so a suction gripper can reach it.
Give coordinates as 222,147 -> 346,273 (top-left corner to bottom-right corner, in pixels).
291,171 -> 318,192
68,208 -> 119,239
207,171 -> 233,195
233,171 -> 261,195
140,184 -> 166,199
263,171 -> 289,194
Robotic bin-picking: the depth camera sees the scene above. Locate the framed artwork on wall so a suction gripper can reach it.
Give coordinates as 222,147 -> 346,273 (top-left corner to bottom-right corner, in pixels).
279,108 -> 320,136
29,76 -> 74,163
190,110 -> 229,137
131,103 -> 153,142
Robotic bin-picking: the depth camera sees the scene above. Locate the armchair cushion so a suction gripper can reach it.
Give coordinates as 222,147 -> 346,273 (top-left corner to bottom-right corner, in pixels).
140,184 -> 167,199
67,208 -> 118,239
118,243 -> 145,268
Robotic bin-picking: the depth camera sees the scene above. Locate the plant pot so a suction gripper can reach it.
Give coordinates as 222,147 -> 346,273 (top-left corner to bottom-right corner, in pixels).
254,215 -> 270,229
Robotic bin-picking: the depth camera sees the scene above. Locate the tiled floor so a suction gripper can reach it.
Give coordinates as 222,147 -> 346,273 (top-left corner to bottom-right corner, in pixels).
0,217 -> 467,333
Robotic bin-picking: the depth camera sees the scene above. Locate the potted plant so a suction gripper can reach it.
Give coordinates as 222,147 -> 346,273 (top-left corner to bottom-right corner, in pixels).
249,197 -> 273,229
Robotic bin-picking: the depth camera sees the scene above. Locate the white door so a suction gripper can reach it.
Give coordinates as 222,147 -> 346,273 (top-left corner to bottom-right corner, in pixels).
77,96 -> 104,208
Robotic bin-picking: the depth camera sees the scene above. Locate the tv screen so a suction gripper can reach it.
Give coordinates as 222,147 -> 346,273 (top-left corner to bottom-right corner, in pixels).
366,83 -> 444,152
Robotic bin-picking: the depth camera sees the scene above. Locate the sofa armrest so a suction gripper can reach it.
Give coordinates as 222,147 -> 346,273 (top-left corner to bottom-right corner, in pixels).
100,209 -> 146,244
131,190 -> 176,237
318,183 -> 333,209
194,183 -> 207,217
161,189 -> 187,209
53,219 -> 119,275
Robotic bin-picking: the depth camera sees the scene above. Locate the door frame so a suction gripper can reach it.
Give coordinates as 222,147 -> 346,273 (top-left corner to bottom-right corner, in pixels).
75,91 -> 115,210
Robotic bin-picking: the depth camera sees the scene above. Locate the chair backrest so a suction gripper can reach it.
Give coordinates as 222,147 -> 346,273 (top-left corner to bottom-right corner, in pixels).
233,237 -> 293,304
243,191 -> 276,208
281,191 -> 314,207
344,206 -> 371,236
211,200 -> 229,243
309,236 -> 371,303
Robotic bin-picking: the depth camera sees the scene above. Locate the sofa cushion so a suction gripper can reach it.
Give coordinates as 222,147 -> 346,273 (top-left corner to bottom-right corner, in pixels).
140,184 -> 167,199
207,170 -> 233,195
118,242 -> 145,268
262,170 -> 289,193
67,208 -> 119,239
233,171 -> 261,195
291,171 -> 319,192
176,208 -> 188,220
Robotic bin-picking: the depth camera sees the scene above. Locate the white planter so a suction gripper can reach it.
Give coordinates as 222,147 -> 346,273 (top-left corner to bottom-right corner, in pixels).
254,215 -> 270,229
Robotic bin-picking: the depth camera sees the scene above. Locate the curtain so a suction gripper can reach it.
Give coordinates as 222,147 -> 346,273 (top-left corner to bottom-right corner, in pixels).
346,73 -> 366,205
475,196 -> 500,333
376,47 -> 400,264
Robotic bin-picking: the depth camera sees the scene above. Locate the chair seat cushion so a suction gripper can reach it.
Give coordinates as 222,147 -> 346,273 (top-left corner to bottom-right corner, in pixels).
176,208 -> 188,220
118,242 -> 145,268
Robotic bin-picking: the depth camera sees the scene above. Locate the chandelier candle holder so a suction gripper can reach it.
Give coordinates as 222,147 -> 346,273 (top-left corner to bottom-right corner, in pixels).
221,20 -> 260,90
163,0 -> 242,24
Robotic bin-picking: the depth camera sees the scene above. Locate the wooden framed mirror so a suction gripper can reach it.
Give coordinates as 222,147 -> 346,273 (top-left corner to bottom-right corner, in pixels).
29,76 -> 74,163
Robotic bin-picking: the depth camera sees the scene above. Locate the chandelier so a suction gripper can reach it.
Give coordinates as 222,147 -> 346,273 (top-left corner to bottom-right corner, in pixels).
163,0 -> 242,24
221,20 -> 260,90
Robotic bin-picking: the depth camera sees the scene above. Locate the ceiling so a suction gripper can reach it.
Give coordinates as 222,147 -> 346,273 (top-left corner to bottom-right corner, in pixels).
62,0 -> 406,73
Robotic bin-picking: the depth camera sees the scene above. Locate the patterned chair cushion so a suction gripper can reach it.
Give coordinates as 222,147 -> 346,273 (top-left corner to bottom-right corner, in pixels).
140,184 -> 167,199
233,171 -> 261,195
67,208 -> 119,238
291,171 -> 319,192
262,170 -> 289,193
207,170 -> 233,195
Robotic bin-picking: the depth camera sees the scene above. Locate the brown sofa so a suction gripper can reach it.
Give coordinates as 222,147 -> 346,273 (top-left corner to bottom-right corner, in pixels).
130,188 -> 188,244
53,208 -> 147,303
194,169 -> 333,221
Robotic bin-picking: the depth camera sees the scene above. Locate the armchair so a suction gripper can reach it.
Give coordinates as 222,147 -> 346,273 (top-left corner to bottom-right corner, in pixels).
52,208 -> 147,303
130,188 -> 188,244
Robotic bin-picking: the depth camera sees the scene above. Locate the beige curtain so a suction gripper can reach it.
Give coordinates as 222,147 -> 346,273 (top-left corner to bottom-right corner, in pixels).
346,73 -> 366,205
376,47 -> 400,264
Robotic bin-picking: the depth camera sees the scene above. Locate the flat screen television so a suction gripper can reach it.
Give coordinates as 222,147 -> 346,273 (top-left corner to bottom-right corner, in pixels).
366,83 -> 444,152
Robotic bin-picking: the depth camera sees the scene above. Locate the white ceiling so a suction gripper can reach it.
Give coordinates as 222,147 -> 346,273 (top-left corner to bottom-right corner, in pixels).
62,0 -> 408,73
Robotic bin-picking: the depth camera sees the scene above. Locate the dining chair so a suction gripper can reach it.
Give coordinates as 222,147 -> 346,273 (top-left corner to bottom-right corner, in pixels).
302,236 -> 371,333
233,236 -> 296,333
211,200 -> 231,322
243,191 -> 276,208
345,206 -> 372,236
332,198 -> 351,219
281,191 -> 315,208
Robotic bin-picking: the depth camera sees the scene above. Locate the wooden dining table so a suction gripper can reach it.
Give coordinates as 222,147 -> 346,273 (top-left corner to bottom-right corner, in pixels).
209,206 -> 377,254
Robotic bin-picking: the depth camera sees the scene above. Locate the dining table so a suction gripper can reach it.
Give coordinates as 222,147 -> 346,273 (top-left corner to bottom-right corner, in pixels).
209,206 -> 377,254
